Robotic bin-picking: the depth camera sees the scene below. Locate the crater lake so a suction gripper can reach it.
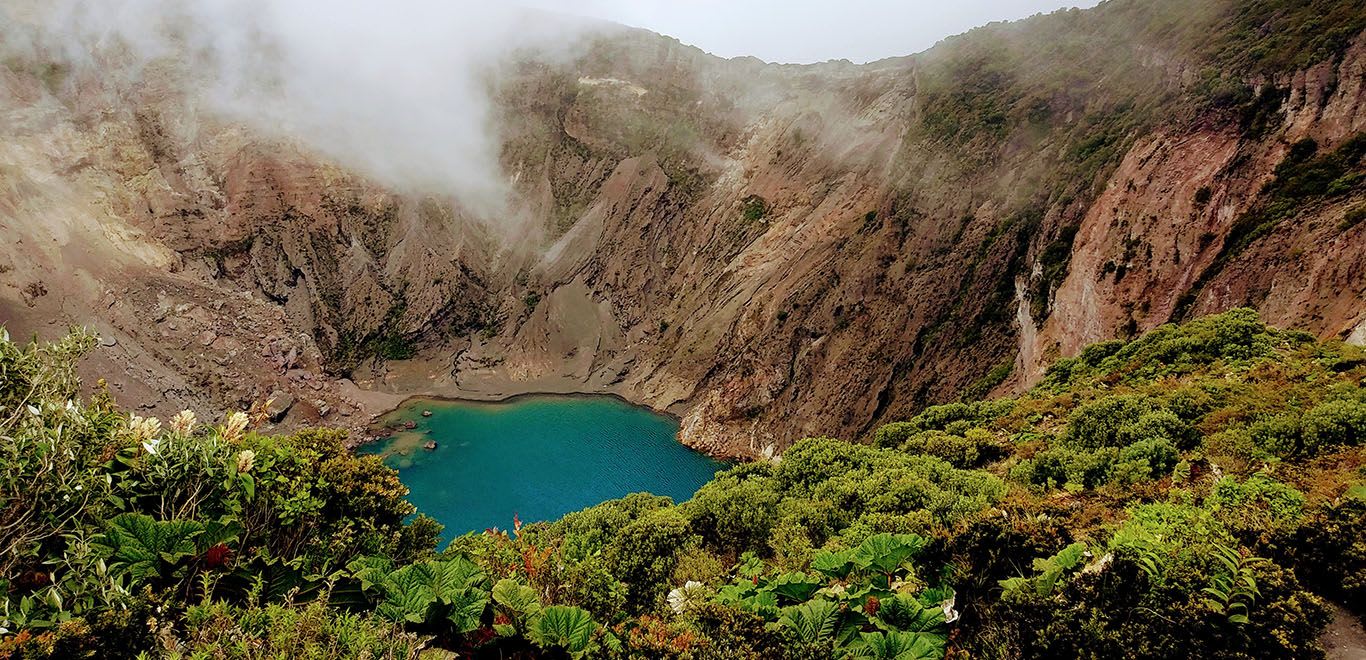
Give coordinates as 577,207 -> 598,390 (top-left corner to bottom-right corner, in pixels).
360,394 -> 727,541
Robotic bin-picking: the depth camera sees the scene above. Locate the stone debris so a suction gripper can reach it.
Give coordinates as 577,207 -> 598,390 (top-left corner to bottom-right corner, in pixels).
265,391 -> 294,422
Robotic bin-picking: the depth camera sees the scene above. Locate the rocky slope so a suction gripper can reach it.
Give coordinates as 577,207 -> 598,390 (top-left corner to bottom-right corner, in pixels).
1,0 -> 1363,456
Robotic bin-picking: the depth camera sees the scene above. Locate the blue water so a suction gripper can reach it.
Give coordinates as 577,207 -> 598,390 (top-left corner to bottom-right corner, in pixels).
359,395 -> 726,541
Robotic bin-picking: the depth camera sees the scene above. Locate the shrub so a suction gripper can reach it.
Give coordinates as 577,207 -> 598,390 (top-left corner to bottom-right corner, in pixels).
1118,409 -> 1199,450
1012,445 -> 1117,490
1300,398 -> 1366,452
604,508 -> 698,613
551,493 -> 674,561
1288,495 -> 1366,613
1207,474 -> 1307,541
1248,413 -> 1305,456
890,428 -> 1007,469
1112,437 -> 1180,484
741,195 -> 768,223
173,600 -> 428,659
560,559 -> 628,622
684,475 -> 781,555
1064,395 -> 1152,449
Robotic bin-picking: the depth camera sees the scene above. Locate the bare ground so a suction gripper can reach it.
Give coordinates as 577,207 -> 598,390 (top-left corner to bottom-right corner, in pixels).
1324,602 -> 1366,660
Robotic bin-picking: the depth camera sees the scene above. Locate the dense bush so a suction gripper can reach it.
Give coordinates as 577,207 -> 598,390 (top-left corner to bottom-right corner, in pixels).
1287,492 -> 1366,615
2,309 -> 1363,658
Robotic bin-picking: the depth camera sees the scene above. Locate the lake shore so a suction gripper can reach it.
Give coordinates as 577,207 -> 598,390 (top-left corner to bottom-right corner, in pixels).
341,355 -> 698,451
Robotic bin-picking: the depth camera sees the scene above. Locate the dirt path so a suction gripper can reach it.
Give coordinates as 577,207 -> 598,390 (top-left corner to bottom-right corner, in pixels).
1324,602 -> 1366,660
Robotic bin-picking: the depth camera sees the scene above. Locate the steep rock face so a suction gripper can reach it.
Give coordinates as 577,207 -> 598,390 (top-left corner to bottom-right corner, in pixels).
1,1 -> 1364,455
1031,38 -> 1366,377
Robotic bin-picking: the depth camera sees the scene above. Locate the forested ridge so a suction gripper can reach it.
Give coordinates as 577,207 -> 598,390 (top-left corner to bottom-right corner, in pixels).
0,308 -> 1362,658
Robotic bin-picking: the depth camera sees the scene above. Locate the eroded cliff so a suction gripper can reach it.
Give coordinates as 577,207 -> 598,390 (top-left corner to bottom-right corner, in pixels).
1,0 -> 1363,456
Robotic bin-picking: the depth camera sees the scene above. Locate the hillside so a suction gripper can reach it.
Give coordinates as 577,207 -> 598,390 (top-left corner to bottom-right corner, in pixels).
0,309 -> 1362,658
0,0 -> 1362,457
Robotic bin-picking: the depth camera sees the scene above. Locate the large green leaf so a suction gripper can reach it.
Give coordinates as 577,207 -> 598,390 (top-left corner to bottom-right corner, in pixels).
853,534 -> 927,576
493,578 -> 541,617
1030,542 -> 1090,596
847,630 -> 947,660
717,583 -> 780,618
492,577 -> 542,635
346,555 -> 395,594
768,571 -> 825,603
529,605 -> 598,656
420,558 -> 486,603
445,587 -> 490,634
778,599 -> 844,645
871,594 -> 945,634
94,513 -> 204,581
194,517 -> 242,554
812,549 -> 857,580
221,555 -> 323,605
377,565 -> 437,624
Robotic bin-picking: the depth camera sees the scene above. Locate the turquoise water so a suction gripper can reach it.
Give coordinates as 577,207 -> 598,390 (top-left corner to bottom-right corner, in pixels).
359,395 -> 726,541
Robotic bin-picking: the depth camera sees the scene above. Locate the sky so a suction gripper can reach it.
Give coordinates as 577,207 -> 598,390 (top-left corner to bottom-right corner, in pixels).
521,0 -> 1104,64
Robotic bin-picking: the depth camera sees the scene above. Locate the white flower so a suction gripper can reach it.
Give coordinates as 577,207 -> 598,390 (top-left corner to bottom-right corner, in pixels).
666,581 -> 707,614
129,415 -> 162,443
74,485 -> 83,491
142,437 -> 162,456
170,410 -> 197,435
221,411 -> 250,442
236,449 -> 256,473
942,593 -> 960,624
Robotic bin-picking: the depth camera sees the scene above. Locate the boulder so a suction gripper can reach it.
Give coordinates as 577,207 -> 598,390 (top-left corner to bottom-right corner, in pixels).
266,391 -> 295,422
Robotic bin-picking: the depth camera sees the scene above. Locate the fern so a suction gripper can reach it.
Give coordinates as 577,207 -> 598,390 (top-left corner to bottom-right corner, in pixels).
1200,544 -> 1266,625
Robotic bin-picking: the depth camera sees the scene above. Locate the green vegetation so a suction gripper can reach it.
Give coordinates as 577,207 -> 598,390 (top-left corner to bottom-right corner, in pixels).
897,0 -> 1363,332
740,196 -> 769,225
1175,133 -> 1365,320
331,302 -> 418,370
1222,134 -> 1366,258
2,308 -> 1363,658
1344,203 -> 1366,230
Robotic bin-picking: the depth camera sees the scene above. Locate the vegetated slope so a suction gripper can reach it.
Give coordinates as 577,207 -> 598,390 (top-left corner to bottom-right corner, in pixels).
1,0 -> 1364,456
1,309 -> 1363,658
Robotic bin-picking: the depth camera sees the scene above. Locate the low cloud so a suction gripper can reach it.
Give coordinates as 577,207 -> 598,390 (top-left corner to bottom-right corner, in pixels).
9,0 -> 606,221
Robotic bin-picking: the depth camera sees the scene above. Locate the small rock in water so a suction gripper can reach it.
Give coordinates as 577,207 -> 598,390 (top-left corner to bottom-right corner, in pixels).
422,410 -> 433,417
403,420 -> 417,430
423,441 -> 438,451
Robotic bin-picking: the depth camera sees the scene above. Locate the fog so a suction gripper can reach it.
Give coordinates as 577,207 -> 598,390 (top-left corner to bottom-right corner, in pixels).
2,0 -> 1097,228
9,0 -> 609,220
